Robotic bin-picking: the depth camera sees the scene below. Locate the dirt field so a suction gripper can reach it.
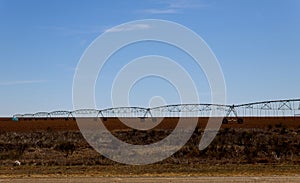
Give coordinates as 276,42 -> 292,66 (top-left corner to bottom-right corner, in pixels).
2,176 -> 300,183
1,164 -> 300,182
1,117 -> 300,132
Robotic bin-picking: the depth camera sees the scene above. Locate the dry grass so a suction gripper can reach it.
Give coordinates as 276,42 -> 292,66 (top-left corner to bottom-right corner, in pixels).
1,164 -> 300,178
0,127 -> 299,166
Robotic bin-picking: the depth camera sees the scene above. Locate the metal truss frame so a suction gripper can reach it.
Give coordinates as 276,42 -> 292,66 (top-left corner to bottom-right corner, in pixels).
13,99 -> 300,118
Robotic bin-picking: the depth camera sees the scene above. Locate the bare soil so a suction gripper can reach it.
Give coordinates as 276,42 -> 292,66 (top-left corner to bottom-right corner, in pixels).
2,176 -> 300,183
1,117 -> 300,132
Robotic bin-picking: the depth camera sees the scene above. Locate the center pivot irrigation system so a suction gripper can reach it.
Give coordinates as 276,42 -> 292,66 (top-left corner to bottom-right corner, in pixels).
12,99 -> 300,124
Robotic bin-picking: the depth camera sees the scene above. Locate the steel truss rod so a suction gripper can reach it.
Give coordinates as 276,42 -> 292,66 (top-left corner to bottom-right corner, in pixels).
12,99 -> 300,118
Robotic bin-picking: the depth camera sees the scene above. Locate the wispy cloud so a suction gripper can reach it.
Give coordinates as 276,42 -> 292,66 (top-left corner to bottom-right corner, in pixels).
139,8 -> 179,14
0,80 -> 47,86
167,0 -> 210,9
38,26 -> 103,36
39,24 -> 152,35
37,25 -> 104,46
139,0 -> 210,15
105,24 -> 151,33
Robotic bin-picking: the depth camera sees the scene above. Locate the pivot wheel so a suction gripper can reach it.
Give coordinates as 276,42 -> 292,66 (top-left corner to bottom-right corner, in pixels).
222,118 -> 228,124
237,118 -> 243,124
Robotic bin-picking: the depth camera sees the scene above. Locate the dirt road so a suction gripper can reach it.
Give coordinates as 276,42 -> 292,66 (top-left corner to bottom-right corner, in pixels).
1,176 -> 300,183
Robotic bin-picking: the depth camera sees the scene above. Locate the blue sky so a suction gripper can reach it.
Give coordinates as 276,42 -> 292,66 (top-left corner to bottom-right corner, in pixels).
0,0 -> 300,116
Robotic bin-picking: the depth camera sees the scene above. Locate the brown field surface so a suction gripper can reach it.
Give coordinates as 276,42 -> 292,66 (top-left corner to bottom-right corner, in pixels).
1,176 -> 300,183
1,117 -> 300,132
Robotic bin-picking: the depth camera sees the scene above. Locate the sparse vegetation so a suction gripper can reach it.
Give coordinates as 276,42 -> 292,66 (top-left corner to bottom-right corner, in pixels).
0,127 -> 299,166
54,141 -> 76,158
